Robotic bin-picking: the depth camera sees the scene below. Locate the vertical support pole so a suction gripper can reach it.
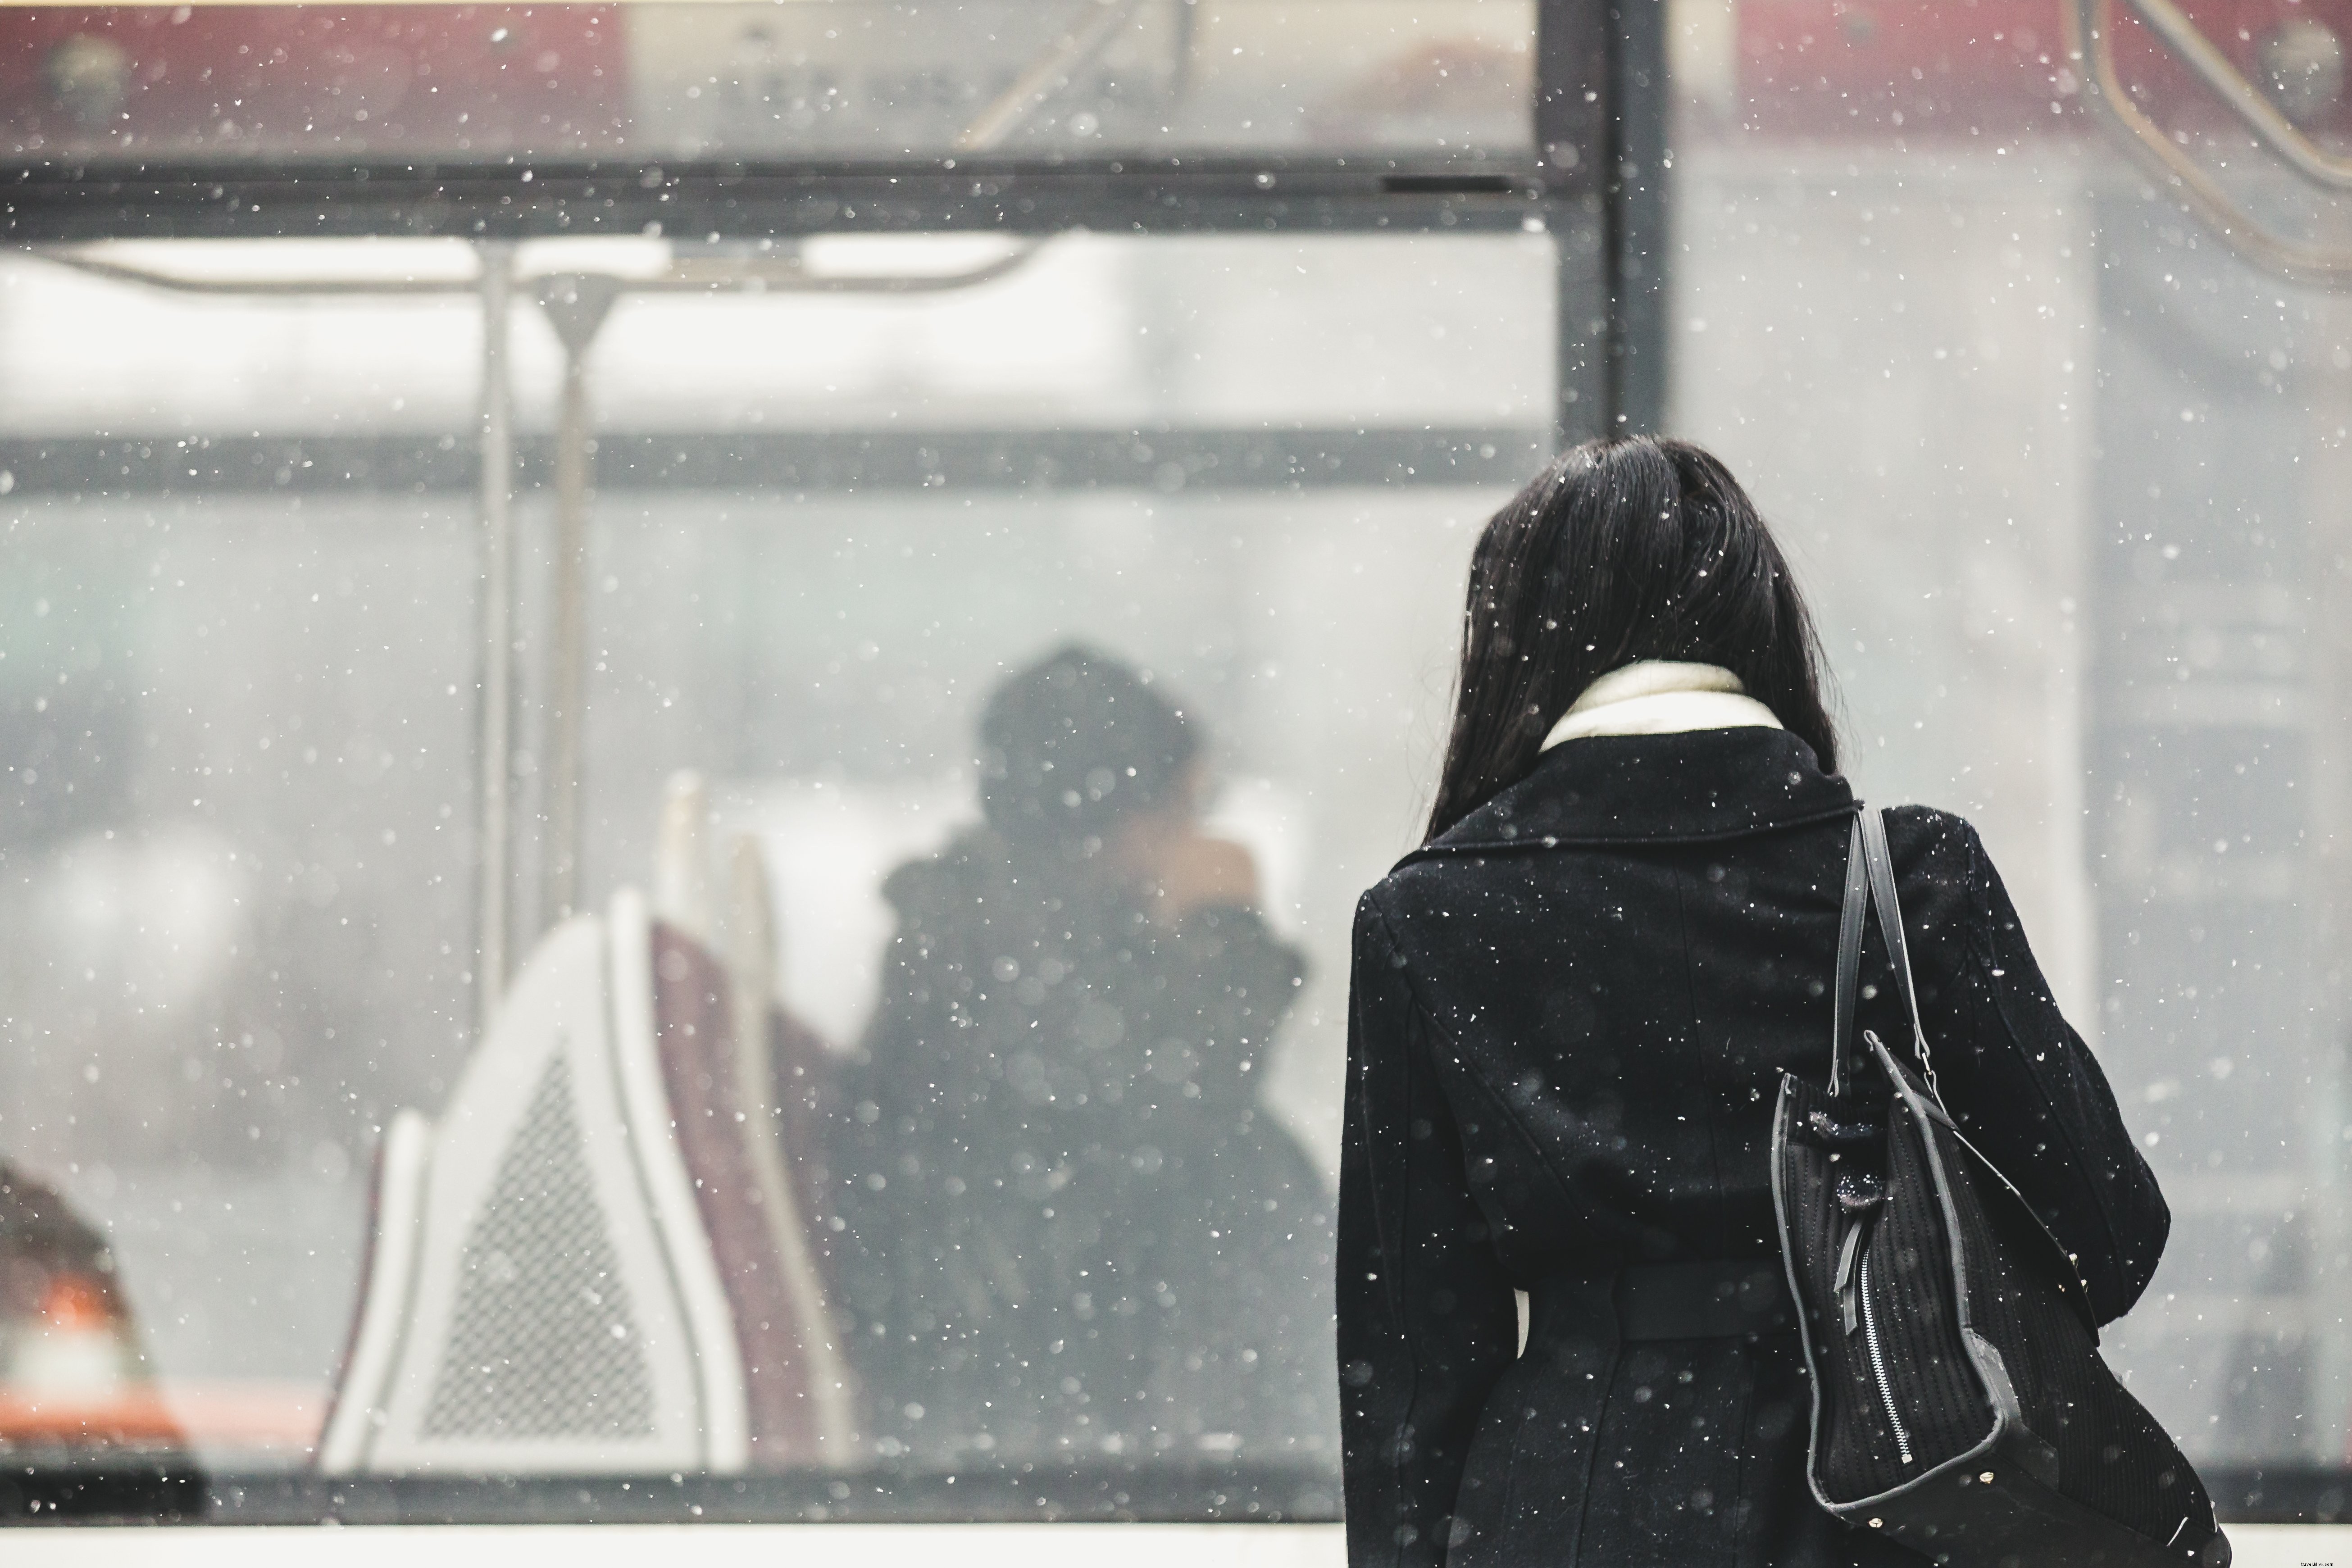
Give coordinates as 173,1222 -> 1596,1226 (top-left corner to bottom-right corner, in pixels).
473,242 -> 515,1037
1553,218 -> 1610,452
1537,0 -> 1612,450
1605,0 -> 1670,435
536,274 -> 623,932
541,340 -> 592,927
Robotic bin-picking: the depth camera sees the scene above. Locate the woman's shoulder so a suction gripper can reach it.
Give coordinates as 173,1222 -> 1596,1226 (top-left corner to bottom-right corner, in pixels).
1355,801 -> 1997,929
1874,804 -> 2011,953
1354,845 -> 1474,941
1877,802 -> 1991,883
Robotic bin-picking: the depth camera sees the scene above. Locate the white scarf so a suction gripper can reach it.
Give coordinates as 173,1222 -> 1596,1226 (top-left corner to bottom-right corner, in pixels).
1538,660 -> 1783,752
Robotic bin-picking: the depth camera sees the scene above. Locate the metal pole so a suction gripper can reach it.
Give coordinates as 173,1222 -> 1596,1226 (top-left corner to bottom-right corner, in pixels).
536,275 -> 622,931
1536,0 -> 1610,449
1604,0 -> 1670,435
473,242 -> 515,1037
542,342 -> 591,927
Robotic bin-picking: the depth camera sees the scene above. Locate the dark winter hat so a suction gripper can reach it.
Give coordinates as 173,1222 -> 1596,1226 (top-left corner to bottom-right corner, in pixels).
978,643 -> 1198,848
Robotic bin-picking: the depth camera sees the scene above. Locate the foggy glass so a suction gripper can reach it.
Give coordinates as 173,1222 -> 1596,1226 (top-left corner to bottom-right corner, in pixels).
1666,0 -> 2352,1477
0,230 -> 1556,1506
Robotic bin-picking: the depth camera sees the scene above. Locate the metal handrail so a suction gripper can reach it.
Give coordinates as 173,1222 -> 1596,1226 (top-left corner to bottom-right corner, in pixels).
2118,0 -> 2352,188
28,243 -> 1040,298
2071,0 -> 2352,285
956,0 -> 1148,152
32,250 -> 477,294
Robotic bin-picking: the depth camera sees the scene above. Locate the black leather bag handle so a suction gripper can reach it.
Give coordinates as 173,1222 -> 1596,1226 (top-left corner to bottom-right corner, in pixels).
1829,805 -> 1939,1100
1829,813 -> 1869,1099
1859,806 -> 1937,1095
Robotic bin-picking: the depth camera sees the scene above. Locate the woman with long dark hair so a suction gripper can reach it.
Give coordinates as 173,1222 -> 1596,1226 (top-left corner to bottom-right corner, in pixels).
1337,437 -> 2167,1564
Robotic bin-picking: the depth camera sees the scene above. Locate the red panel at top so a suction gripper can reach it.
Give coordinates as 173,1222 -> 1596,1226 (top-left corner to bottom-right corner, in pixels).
1735,0 -> 2352,143
0,6 -> 630,159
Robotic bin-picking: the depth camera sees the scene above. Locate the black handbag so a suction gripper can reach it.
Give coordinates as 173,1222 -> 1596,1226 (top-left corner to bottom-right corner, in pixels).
1771,807 -> 2229,1566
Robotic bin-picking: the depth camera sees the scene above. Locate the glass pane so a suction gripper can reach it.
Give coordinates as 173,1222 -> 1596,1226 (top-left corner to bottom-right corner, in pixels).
0,227 -> 1562,1513
0,0 -> 1534,165
1672,0 -> 2352,1498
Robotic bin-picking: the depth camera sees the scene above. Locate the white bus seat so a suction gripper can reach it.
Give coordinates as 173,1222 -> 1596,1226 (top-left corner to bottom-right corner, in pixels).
663,794 -> 856,1459
764,1000 -> 846,1343
317,891 -> 747,1474
654,770 -> 714,943
313,1107 -> 428,1473
718,832 -> 859,1462
648,919 -> 855,1467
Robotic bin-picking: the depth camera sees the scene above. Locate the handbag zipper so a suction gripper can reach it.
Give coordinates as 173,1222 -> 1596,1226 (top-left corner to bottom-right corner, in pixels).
1857,1246 -> 1913,1465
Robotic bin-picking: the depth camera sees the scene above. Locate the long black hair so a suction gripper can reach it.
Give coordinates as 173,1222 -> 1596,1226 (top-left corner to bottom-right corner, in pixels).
1425,435 -> 1839,841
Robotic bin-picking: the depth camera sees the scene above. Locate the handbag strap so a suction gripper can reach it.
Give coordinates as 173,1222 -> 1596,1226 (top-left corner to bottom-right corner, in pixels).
1859,806 -> 1938,1097
1829,813 -> 1870,1098
1829,805 -> 1940,1100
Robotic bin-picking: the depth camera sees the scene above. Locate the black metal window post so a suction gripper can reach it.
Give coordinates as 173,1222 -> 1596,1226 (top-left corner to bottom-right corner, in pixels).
1604,0 -> 1670,438
1536,0 -> 1665,448
1538,0 -> 1609,449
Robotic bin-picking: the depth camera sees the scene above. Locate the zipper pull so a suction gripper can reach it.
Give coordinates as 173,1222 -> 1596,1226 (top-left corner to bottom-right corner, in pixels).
1835,1219 -> 1866,1337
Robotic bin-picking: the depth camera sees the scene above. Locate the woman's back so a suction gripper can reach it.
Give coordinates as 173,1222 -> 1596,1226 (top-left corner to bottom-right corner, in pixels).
1338,433 -> 2169,1565
1339,726 -> 2166,1567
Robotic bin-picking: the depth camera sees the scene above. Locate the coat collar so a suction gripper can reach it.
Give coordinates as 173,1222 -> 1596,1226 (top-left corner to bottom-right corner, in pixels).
1538,660 -> 1783,750
1411,727 -> 1856,859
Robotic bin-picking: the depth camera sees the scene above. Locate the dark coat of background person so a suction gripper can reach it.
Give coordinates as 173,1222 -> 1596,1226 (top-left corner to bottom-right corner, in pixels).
1338,726 -> 2168,1568
826,646 -> 1338,1466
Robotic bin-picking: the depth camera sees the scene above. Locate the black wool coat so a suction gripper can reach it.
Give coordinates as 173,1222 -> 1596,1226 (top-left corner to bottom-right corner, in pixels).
1337,727 -> 2168,1568
828,827 -> 1336,1464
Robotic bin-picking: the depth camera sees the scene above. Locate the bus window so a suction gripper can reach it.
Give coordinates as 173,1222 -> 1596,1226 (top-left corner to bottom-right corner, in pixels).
0,226 -> 1555,1518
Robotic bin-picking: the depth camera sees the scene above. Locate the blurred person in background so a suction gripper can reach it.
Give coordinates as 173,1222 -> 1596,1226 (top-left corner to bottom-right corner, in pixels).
829,643 -> 1334,1467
